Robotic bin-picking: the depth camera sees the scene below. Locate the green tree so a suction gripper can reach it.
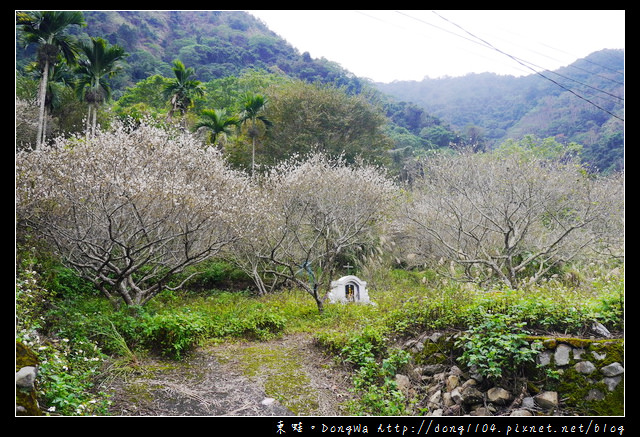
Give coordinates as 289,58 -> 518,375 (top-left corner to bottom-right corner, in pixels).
496,134 -> 582,163
163,60 -> 204,126
113,74 -> 173,121
16,11 -> 85,148
74,37 -> 128,137
195,108 -> 239,148
240,93 -> 272,176
262,81 -> 392,166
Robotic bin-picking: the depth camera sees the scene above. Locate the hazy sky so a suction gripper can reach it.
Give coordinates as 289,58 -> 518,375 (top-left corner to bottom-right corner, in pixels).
247,10 -> 625,83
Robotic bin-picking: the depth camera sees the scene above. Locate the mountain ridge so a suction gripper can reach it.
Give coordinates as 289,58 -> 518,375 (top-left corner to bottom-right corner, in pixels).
375,49 -> 624,172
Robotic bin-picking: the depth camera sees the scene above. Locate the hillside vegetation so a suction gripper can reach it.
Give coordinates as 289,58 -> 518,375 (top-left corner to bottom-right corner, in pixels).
16,11 -> 623,173
376,49 -> 624,173
15,11 -> 624,417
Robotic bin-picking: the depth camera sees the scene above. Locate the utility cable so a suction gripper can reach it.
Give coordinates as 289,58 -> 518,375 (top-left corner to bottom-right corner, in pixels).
389,11 -> 622,105
427,11 -> 623,121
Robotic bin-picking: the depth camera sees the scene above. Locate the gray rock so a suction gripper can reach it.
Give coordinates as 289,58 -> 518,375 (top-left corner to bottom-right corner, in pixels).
592,351 -> 607,360
449,365 -> 464,376
451,387 -> 463,405
468,365 -> 484,382
602,376 -> 622,391
446,374 -> 460,391
601,362 -> 624,377
591,321 -> 611,338
461,378 -> 477,389
574,361 -> 596,374
428,332 -> 445,343
16,366 -> 38,389
427,390 -> 442,409
461,386 -> 484,405
585,389 -> 605,401
472,406 -> 492,416
487,387 -> 512,405
404,338 -> 424,353
537,350 -> 552,366
422,364 -> 447,375
511,409 -> 533,416
534,391 -> 558,410
442,392 -> 454,407
554,344 -> 572,366
260,397 -> 276,405
522,397 -> 535,410
395,374 -> 411,394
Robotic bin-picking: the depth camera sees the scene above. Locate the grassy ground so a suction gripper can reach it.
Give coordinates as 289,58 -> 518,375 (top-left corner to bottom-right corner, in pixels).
17,260 -> 623,415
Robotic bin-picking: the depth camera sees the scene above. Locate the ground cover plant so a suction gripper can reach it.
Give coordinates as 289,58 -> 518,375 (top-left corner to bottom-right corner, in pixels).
16,239 -> 623,415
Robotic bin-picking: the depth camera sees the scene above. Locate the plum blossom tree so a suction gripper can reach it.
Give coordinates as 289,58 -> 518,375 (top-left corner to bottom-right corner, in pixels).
229,153 -> 399,312
16,120 -> 252,307
395,150 -> 624,288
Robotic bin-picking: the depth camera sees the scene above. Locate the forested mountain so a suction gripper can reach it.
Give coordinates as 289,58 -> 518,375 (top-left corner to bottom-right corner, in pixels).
16,10 -> 367,95
16,10 -> 454,161
376,49 -> 624,172
16,11 -> 623,172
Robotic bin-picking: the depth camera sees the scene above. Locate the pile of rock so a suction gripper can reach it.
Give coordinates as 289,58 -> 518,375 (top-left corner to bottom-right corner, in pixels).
394,361 -> 560,416
397,331 -> 624,416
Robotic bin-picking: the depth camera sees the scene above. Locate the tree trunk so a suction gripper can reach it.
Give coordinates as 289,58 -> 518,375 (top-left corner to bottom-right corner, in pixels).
36,61 -> 49,150
41,107 -> 48,146
86,105 -> 93,140
312,283 -> 325,313
91,103 -> 98,136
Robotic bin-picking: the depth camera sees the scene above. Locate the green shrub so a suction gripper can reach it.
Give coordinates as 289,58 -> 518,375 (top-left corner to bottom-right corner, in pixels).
171,259 -> 252,292
43,265 -> 99,298
340,325 -> 387,366
16,266 -> 111,415
242,311 -> 287,340
34,337 -> 111,415
345,344 -> 413,416
455,312 -> 541,381
16,267 -> 55,335
141,311 -> 210,359
330,327 -> 415,416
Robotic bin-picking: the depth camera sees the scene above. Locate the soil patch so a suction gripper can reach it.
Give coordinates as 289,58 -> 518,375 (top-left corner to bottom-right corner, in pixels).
104,333 -> 354,416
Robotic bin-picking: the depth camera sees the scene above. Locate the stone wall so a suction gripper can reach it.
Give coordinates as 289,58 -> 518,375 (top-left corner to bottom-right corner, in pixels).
530,336 -> 624,416
400,332 -> 624,416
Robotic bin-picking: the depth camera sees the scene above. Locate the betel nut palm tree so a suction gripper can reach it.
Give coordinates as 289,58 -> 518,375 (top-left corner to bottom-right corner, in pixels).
163,60 -> 204,128
194,108 -> 239,149
17,11 -> 85,149
240,92 -> 272,176
74,37 -> 128,138
24,61 -> 75,145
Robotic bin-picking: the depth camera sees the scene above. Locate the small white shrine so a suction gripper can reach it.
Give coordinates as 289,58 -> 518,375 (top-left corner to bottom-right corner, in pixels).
328,275 -> 374,305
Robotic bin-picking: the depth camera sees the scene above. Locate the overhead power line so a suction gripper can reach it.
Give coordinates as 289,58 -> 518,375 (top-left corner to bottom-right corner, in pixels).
387,10 -> 622,104
425,11 -> 624,122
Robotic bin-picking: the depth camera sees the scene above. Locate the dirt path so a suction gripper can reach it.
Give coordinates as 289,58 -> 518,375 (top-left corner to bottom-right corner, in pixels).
104,333 -> 354,416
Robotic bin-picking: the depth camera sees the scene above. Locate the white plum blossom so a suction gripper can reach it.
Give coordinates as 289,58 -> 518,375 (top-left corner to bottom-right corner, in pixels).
16,120 -> 253,306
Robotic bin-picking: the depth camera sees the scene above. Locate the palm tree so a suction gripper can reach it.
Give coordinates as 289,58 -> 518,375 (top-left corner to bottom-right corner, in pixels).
74,37 -> 127,138
17,11 -> 85,149
240,93 -> 272,176
194,109 -> 239,149
25,61 -> 74,144
163,60 -> 204,127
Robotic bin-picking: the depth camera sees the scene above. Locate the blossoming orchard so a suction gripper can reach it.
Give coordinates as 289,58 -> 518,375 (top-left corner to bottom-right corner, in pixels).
16,120 -> 624,311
